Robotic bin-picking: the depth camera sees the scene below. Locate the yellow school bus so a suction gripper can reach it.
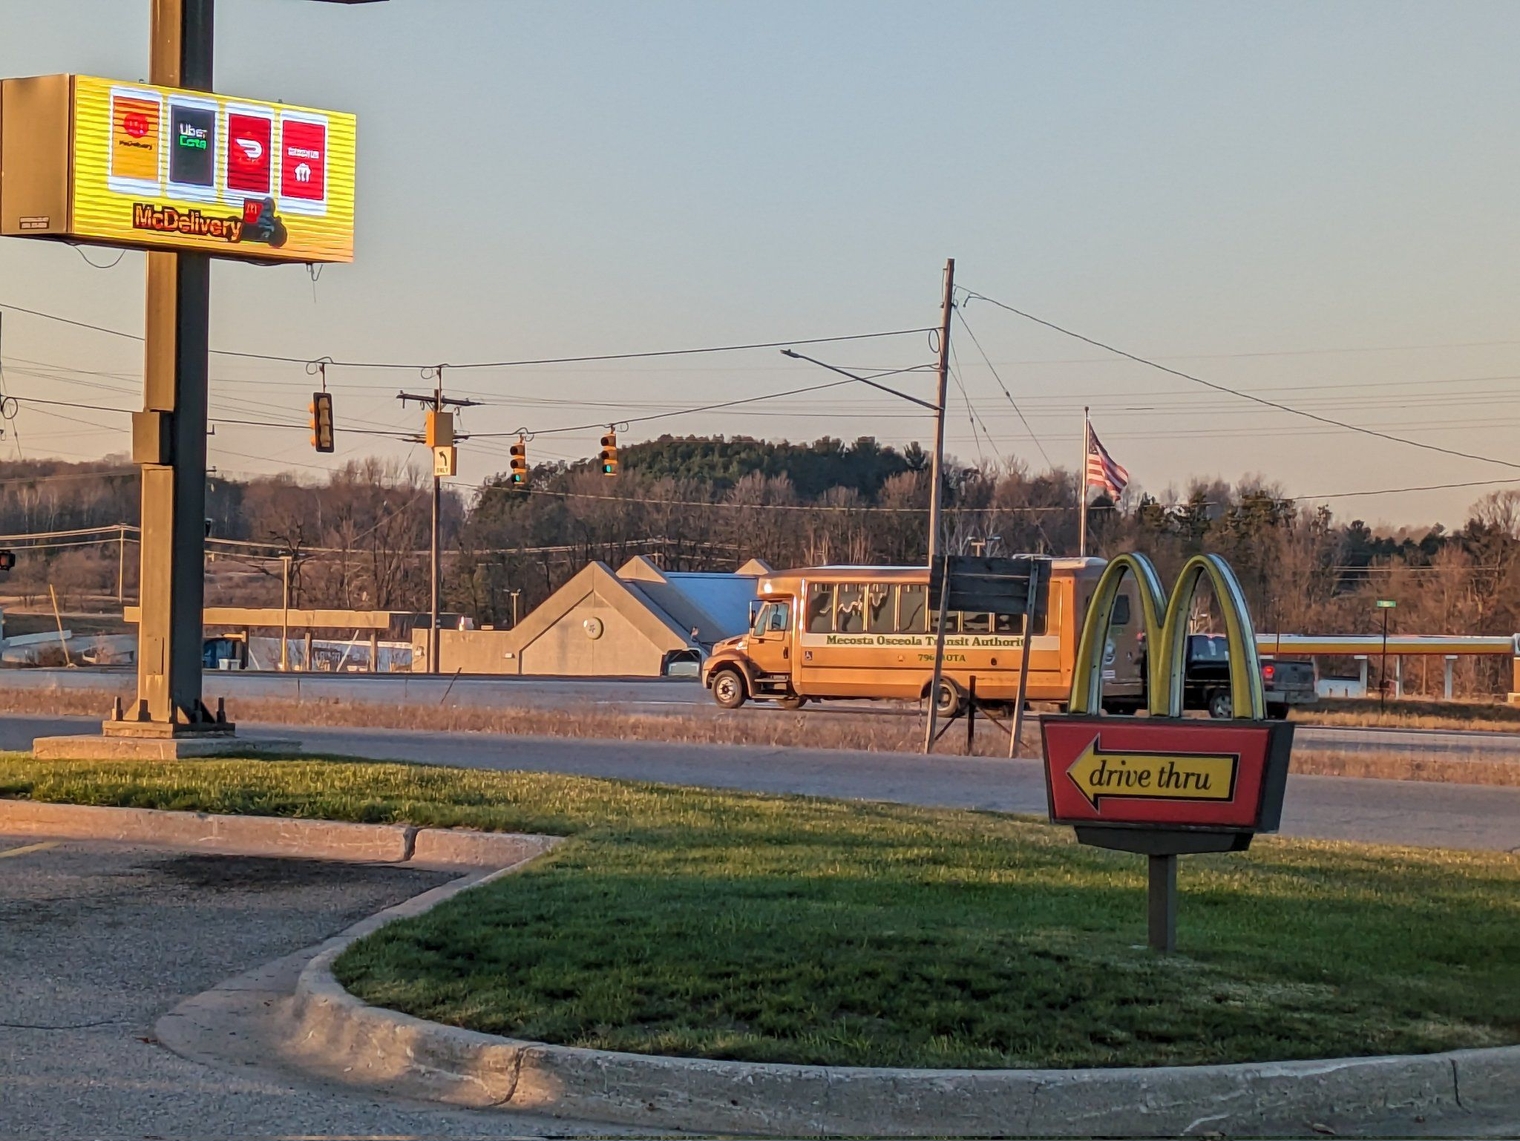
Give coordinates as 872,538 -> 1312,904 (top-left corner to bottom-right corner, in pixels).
701,559 -> 1143,715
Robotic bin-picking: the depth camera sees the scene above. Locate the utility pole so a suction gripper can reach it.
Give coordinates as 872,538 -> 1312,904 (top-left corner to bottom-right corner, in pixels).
398,373 -> 477,674
927,257 -> 955,567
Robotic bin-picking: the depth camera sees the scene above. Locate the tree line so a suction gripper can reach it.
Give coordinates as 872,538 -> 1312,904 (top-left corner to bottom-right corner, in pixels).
3,438 -> 1518,696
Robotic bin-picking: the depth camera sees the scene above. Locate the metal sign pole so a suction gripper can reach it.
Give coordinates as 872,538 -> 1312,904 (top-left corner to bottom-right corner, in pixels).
116,0 -> 223,737
922,552 -> 952,754
1148,854 -> 1178,953
1008,563 -> 1041,759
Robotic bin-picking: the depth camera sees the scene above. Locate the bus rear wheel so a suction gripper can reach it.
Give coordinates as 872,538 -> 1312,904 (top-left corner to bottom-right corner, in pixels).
931,678 -> 964,718
711,669 -> 748,709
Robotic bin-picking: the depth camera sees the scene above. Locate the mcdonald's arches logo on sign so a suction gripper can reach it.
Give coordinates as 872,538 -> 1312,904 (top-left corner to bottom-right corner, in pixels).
1040,553 -> 1293,854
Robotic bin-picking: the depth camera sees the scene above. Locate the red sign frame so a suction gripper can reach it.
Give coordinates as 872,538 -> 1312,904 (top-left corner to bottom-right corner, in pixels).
1042,716 -> 1293,837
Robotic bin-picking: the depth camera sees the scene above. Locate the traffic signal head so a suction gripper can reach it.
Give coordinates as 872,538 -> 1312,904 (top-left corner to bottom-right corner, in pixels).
599,429 -> 618,476
509,439 -> 528,487
309,391 -> 334,453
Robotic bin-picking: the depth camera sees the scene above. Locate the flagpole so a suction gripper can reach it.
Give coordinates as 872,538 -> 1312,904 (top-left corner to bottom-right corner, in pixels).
1078,406 -> 1089,558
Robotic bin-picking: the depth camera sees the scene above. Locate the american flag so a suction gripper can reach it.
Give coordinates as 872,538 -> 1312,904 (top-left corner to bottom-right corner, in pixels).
1085,423 -> 1129,499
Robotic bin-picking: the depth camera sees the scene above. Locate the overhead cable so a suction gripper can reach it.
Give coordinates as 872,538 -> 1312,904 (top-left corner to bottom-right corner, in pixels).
0,301 -> 931,371
958,288 -> 1520,473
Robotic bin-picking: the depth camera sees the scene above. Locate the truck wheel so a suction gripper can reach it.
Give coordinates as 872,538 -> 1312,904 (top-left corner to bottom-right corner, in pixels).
711,669 -> 748,709
1207,690 -> 1232,720
1267,703 -> 1289,720
776,694 -> 807,711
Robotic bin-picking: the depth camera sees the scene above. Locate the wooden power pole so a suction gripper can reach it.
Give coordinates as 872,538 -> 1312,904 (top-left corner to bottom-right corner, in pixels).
398,373 -> 476,674
926,257 -> 955,567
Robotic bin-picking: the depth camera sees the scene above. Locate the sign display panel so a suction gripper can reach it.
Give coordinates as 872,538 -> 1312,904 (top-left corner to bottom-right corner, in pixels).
1042,715 -> 1292,833
0,75 -> 354,263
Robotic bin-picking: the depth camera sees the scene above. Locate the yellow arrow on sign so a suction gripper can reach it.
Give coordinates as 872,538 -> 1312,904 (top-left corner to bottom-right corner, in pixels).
1067,738 -> 1238,810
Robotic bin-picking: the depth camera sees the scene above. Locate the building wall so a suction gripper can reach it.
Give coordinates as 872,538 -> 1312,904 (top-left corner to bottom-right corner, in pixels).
428,629 -> 521,675
520,588 -> 670,676
421,586 -> 675,676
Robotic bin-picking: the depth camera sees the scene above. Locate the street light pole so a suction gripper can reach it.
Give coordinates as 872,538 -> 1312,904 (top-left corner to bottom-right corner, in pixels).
1376,599 -> 1396,711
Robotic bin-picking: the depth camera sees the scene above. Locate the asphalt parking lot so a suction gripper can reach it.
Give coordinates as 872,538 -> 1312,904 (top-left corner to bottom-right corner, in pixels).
0,836 -> 607,1139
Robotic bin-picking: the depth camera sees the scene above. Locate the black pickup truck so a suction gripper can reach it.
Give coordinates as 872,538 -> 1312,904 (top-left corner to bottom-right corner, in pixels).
1181,634 -> 1316,719
1119,633 -> 1317,719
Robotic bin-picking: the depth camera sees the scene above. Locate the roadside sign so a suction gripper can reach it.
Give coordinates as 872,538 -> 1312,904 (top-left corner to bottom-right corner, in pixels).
1040,551 -> 1293,951
1043,715 -> 1291,835
1376,599 -> 1397,609
929,555 -> 1050,618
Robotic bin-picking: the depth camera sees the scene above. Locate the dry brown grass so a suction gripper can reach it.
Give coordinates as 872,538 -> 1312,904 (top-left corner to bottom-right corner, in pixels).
1286,748 -> 1520,787
5,682 -> 1516,785
1296,696 -> 1520,734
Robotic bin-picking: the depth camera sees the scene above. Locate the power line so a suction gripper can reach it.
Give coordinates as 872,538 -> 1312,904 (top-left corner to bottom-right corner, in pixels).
0,301 -> 931,371
470,367 -> 935,438
958,288 -> 1520,474
953,307 -> 1055,469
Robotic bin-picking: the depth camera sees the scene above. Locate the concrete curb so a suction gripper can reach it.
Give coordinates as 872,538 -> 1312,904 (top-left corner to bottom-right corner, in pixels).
285,876 -> 1520,1137
0,799 -> 556,869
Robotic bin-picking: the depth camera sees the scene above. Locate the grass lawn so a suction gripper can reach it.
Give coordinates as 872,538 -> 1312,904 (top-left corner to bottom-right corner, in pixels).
2,754 -> 1518,1069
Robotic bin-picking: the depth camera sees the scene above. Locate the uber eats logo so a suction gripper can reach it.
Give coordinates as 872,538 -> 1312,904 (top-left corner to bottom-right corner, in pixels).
177,121 -> 208,148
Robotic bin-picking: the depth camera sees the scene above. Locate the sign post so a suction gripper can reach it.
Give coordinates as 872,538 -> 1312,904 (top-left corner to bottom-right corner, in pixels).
923,555 -> 1050,754
1040,552 -> 1294,952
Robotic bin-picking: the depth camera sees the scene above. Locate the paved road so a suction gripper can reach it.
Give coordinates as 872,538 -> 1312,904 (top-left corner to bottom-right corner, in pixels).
5,714 -> 1517,853
0,836 -> 605,1138
5,668 -> 1520,761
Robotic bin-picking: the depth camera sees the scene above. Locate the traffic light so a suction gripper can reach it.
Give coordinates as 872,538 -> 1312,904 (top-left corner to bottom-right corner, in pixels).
509,438 -> 528,487
0,550 -> 14,572
309,391 -> 334,453
599,428 -> 618,476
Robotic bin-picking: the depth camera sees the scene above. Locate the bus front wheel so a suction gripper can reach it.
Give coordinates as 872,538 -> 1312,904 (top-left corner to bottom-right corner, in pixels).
711,669 -> 748,709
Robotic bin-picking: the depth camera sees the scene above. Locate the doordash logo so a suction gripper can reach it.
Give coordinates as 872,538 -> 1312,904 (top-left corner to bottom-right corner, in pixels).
226,112 -> 273,194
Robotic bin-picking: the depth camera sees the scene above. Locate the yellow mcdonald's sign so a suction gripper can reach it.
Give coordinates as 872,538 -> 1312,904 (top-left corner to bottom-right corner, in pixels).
1069,552 -> 1267,720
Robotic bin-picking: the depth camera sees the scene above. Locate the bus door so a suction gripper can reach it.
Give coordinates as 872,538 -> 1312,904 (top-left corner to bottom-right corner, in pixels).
748,598 -> 794,679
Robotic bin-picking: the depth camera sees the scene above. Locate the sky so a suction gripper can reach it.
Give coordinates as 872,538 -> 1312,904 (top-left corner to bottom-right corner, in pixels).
3,0 -> 1520,526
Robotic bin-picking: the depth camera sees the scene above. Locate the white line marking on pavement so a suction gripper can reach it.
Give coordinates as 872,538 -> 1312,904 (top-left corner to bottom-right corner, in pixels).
0,841 -> 57,859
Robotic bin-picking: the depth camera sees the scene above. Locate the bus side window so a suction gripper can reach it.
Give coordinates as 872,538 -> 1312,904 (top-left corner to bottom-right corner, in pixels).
751,602 -> 772,636
1023,583 -> 1050,637
807,584 -> 834,633
962,612 -> 991,634
769,602 -> 790,632
932,610 -> 961,634
1112,593 -> 1132,627
866,584 -> 896,633
994,613 -> 1022,635
836,583 -> 865,633
898,584 -> 927,633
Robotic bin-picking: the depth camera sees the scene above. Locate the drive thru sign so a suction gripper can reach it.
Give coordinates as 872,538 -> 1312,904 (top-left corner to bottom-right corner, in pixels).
1040,552 -> 1293,950
1044,716 -> 1290,834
